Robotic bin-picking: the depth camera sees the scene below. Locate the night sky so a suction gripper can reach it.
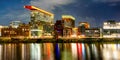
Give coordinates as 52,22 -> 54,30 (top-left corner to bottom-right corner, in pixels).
0,0 -> 120,27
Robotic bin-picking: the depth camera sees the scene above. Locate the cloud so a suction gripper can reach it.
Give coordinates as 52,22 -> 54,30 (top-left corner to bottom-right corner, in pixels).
93,0 -> 120,3
109,3 -> 117,6
0,9 -> 30,25
30,0 -> 76,12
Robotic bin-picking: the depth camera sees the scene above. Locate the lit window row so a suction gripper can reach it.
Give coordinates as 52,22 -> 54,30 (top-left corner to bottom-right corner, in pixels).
103,26 -> 120,29
104,22 -> 120,25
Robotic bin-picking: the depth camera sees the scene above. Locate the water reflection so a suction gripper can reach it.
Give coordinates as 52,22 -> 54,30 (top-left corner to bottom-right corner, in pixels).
102,44 -> 120,60
30,44 -> 41,60
0,43 -> 120,60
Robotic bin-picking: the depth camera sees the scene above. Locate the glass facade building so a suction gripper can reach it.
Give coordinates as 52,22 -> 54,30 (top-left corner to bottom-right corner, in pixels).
31,10 -> 53,23
24,6 -> 54,38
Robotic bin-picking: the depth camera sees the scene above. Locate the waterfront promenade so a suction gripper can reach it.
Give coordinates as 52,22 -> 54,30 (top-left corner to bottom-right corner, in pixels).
0,37 -> 120,43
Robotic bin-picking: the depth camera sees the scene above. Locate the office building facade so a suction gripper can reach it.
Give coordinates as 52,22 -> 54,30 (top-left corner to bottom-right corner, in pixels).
54,20 -> 64,37
1,24 -> 30,38
62,15 -> 75,37
103,20 -> 120,38
85,28 -> 100,38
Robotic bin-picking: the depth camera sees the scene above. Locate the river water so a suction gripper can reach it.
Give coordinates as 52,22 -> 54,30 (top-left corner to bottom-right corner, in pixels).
0,43 -> 120,60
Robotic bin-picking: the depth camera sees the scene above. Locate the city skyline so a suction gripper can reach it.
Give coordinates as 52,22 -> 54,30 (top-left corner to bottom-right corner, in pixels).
0,0 -> 120,27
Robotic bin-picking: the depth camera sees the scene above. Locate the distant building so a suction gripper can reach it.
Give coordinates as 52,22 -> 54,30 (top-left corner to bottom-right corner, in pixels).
10,21 -> 22,28
1,26 -> 17,37
24,6 -> 54,38
62,15 -> 75,37
103,20 -> 120,38
85,28 -> 100,38
78,22 -> 90,36
17,23 -> 30,37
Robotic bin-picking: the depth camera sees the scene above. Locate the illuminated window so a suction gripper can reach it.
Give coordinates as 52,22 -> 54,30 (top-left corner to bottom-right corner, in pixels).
95,30 -> 99,32
104,22 -> 107,25
86,30 -> 89,32
118,23 -> 120,25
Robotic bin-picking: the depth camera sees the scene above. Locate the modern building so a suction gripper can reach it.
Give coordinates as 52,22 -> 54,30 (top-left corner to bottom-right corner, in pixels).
54,20 -> 64,38
62,15 -> 75,37
78,22 -> 90,36
103,20 -> 120,38
24,6 -> 54,38
85,28 -> 100,38
62,15 -> 75,28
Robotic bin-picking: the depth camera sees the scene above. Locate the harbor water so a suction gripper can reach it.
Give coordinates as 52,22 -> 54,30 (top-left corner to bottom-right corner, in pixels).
0,42 -> 120,60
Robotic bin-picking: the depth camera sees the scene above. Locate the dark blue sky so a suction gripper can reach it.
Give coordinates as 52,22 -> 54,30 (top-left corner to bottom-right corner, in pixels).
0,0 -> 120,27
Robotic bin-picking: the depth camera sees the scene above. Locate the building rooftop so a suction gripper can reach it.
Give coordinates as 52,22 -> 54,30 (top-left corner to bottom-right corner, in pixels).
24,5 -> 54,16
62,15 -> 75,20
